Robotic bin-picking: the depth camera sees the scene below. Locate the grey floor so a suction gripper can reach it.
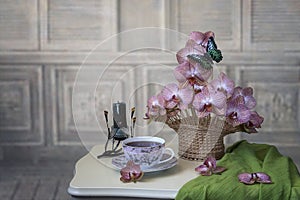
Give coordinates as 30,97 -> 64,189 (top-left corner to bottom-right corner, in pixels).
0,159 -> 169,200
0,160 -> 76,200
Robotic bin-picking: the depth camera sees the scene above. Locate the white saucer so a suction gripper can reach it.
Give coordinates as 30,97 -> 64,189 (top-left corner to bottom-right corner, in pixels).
112,153 -> 178,173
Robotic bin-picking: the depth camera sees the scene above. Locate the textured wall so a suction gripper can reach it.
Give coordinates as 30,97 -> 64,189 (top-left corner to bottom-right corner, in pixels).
0,0 -> 299,161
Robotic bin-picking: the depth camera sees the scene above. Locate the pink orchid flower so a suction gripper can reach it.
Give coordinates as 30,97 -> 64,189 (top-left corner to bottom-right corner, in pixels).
176,39 -> 206,64
231,86 -> 256,109
161,83 -> 194,110
120,160 -> 144,183
244,111 -> 264,133
145,94 -> 166,118
189,31 -> 215,48
192,85 -> 226,117
210,72 -> 235,98
193,84 -> 205,93
174,61 -> 212,88
195,156 -> 226,176
238,172 -> 272,185
226,96 -> 251,127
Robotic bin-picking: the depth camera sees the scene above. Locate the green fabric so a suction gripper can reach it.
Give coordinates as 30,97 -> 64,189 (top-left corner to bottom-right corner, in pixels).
176,140 -> 300,200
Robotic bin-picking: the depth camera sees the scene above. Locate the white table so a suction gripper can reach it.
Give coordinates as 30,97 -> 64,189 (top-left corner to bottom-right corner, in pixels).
68,144 -> 200,199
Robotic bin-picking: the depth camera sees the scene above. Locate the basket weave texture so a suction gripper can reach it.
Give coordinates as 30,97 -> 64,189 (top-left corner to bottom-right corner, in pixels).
154,109 -> 243,160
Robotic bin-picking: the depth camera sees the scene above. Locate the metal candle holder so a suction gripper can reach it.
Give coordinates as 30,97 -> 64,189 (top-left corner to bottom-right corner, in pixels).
98,102 -> 136,158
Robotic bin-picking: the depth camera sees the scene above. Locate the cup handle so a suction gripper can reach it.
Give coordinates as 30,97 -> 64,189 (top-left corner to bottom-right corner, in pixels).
158,148 -> 175,165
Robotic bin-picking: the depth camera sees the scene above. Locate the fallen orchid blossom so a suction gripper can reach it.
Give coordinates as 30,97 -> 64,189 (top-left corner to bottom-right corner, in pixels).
120,160 -> 144,183
195,156 -> 226,176
238,172 -> 272,185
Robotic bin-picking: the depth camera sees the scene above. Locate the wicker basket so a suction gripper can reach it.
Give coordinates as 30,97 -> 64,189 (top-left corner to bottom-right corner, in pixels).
154,108 -> 243,161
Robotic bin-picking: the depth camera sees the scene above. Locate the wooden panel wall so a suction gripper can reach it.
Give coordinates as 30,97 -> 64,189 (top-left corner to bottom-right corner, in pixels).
0,0 -> 38,50
0,0 -> 299,161
170,0 -> 241,51
0,66 -> 43,146
40,0 -> 117,50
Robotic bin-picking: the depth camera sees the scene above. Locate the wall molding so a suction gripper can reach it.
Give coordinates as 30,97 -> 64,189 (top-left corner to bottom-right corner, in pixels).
0,51 -> 299,65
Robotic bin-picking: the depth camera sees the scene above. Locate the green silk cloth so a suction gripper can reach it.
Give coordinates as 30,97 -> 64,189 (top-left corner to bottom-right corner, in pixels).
176,140 -> 300,200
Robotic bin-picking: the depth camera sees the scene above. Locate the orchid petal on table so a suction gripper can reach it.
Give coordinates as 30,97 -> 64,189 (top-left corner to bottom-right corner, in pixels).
120,160 -> 144,183
195,156 -> 226,176
161,83 -> 194,110
238,172 -> 272,185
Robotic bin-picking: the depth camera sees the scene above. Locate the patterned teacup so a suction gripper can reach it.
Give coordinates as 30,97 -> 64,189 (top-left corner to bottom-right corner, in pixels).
122,136 -> 175,169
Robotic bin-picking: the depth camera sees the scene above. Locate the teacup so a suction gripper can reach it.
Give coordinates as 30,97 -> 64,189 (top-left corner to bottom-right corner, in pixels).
122,136 -> 175,169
